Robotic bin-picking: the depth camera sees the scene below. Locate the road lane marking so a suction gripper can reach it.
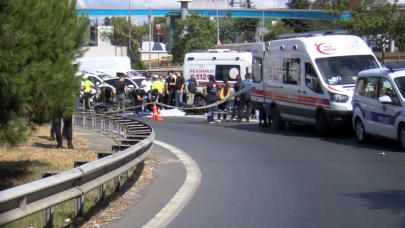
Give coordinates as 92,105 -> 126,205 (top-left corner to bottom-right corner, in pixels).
143,141 -> 201,228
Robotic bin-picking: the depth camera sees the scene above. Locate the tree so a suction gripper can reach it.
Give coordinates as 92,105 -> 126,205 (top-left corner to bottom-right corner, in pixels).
106,17 -> 146,69
233,18 -> 260,43
0,0 -> 88,146
264,21 -> 294,41
171,14 -> 216,63
337,1 -> 402,60
392,13 -> 405,52
283,0 -> 316,32
219,14 -> 237,44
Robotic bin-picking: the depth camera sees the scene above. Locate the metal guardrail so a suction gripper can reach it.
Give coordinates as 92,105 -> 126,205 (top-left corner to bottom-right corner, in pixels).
0,112 -> 155,226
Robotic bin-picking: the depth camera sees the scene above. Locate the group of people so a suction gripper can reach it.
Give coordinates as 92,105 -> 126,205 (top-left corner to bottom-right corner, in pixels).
204,73 -> 254,124
89,71 -> 199,116
81,70 -> 259,125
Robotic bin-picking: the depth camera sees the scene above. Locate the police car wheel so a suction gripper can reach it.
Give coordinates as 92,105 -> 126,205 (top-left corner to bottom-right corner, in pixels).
355,119 -> 368,143
398,125 -> 405,149
270,107 -> 284,130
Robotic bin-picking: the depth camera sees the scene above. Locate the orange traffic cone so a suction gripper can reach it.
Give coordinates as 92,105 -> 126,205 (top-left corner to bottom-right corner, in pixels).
152,103 -> 163,121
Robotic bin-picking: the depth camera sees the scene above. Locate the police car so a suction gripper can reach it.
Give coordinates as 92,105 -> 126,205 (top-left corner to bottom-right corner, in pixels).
352,68 -> 405,148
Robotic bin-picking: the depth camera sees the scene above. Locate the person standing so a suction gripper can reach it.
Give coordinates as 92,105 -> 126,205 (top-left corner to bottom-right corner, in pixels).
241,73 -> 253,122
205,75 -> 218,124
175,71 -> 185,107
81,78 -> 94,110
186,74 -> 199,106
217,79 -> 232,121
165,71 -> 176,106
52,114 -> 74,149
114,72 -> 128,114
231,75 -> 242,121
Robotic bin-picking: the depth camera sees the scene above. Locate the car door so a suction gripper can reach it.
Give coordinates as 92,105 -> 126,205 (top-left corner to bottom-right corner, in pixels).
278,57 -> 304,121
361,77 -> 380,135
374,77 -> 402,139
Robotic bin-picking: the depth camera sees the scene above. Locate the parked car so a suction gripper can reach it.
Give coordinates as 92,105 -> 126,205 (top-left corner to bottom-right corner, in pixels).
352,68 -> 405,148
103,77 -> 140,106
81,71 -> 112,87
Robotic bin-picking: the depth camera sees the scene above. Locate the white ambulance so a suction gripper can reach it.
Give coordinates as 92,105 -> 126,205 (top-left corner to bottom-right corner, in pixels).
251,33 -> 381,134
183,50 -> 252,106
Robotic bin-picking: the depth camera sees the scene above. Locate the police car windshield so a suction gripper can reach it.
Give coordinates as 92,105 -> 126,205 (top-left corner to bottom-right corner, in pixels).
394,76 -> 405,98
316,55 -> 379,85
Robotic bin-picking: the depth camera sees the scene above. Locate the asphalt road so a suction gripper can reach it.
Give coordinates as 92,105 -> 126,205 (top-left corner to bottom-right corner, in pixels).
144,117 -> 405,228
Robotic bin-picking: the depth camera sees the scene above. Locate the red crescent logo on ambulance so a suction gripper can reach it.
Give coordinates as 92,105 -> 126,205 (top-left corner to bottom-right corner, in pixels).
316,43 -> 337,55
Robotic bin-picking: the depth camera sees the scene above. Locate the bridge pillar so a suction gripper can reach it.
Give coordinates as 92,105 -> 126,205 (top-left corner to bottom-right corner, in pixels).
178,0 -> 192,20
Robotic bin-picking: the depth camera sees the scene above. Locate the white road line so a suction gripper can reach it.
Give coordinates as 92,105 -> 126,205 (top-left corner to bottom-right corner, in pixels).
143,141 -> 201,228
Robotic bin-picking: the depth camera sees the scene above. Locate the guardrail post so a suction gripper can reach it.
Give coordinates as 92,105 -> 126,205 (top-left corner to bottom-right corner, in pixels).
101,119 -> 105,132
117,125 -> 121,138
98,184 -> 106,201
83,116 -> 86,128
114,176 -> 120,192
43,207 -> 53,228
92,117 -> 95,129
74,195 -> 84,218
42,172 -> 60,228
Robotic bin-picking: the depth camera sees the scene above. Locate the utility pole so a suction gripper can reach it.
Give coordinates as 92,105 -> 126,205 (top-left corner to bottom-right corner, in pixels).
216,0 -> 220,45
148,7 -> 152,70
128,0 -> 132,51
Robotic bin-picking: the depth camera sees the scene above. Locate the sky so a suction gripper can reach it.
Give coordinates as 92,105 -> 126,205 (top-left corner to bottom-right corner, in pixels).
76,0 -> 283,9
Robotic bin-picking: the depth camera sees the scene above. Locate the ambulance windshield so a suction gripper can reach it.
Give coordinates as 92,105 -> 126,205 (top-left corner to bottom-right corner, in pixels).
316,55 -> 379,85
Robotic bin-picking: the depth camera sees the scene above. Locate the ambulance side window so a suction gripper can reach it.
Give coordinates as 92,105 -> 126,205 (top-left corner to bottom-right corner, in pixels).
252,57 -> 262,83
305,63 -> 323,94
215,65 -> 239,81
283,58 -> 300,85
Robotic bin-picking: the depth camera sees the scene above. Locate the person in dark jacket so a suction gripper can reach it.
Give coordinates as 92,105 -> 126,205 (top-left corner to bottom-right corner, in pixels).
231,75 -> 242,121
241,73 -> 253,122
114,73 -> 128,114
205,75 -> 218,123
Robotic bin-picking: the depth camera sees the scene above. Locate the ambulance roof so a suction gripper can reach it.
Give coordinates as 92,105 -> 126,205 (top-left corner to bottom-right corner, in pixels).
184,51 -> 252,62
268,35 -> 374,59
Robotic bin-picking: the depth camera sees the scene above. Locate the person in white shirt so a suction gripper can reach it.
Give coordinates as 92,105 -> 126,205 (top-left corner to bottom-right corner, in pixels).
140,75 -> 152,94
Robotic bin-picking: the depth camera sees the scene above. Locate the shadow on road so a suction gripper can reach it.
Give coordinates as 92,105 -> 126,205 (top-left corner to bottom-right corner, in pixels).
344,190 -> 405,214
221,121 -> 404,153
0,160 -> 49,191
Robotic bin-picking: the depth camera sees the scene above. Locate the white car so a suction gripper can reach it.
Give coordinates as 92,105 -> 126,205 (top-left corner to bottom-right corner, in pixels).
352,68 -> 405,148
81,71 -> 112,87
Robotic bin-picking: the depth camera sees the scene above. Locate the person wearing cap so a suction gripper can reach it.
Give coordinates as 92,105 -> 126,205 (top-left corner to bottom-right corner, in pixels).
114,72 -> 128,114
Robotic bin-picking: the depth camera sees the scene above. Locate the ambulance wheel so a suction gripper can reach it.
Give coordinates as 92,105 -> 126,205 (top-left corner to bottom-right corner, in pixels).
398,124 -> 405,149
270,106 -> 284,130
355,119 -> 368,143
315,111 -> 330,136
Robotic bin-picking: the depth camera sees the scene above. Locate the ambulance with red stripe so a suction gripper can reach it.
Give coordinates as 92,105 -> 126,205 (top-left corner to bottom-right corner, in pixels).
251,34 -> 381,134
183,50 -> 252,106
